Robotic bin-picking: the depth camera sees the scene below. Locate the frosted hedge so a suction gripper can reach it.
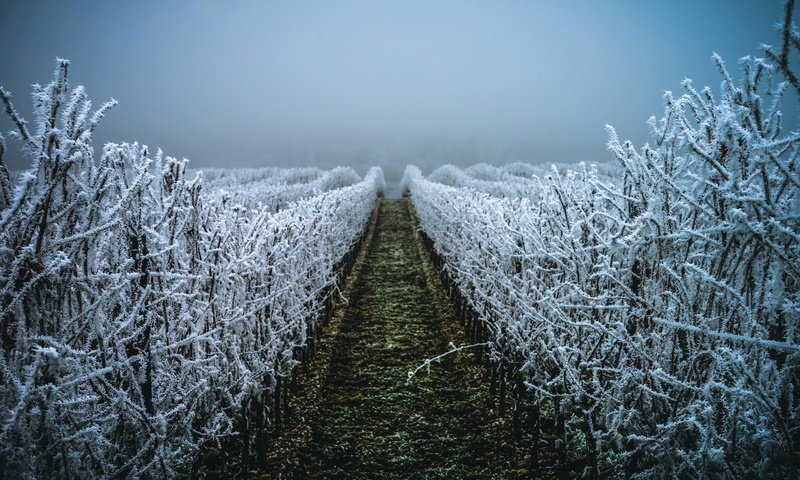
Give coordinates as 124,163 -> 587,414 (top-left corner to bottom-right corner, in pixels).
404,51 -> 799,479
0,60 -> 384,479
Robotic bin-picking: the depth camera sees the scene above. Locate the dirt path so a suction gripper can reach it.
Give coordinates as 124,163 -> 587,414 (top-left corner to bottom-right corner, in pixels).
266,199 -> 522,479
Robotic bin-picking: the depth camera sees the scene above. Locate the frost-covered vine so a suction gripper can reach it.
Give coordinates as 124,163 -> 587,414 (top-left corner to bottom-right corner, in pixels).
201,165 -> 363,212
404,45 -> 799,478
0,59 -> 384,479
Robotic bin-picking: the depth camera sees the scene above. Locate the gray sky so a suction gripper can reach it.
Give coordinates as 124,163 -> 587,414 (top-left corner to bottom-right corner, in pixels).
0,0 -> 791,182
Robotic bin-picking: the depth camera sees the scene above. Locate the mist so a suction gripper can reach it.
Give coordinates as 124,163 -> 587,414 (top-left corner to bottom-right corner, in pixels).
0,0 -> 788,185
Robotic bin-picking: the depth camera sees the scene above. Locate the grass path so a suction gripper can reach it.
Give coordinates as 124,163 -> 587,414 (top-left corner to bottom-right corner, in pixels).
266,199 -> 523,479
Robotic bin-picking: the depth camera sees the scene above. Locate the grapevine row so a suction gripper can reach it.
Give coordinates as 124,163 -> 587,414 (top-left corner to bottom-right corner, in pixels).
404,52 -> 799,479
0,60 -> 384,478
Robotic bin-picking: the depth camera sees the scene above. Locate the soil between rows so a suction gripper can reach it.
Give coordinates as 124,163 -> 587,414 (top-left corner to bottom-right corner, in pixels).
265,199 -> 524,479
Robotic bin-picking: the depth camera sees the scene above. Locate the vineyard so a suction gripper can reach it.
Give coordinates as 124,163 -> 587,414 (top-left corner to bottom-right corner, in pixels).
403,52 -> 800,477
1,4 -> 799,480
0,62 -> 384,477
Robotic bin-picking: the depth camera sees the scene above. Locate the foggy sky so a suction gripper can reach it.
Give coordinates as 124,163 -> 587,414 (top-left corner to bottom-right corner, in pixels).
0,1 -> 790,183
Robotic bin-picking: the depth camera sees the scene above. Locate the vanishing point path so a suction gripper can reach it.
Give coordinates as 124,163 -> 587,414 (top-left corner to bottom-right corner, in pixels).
266,199 -> 523,479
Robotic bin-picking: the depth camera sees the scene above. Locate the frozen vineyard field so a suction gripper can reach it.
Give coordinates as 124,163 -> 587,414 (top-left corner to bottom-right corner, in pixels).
1,5 -> 799,479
